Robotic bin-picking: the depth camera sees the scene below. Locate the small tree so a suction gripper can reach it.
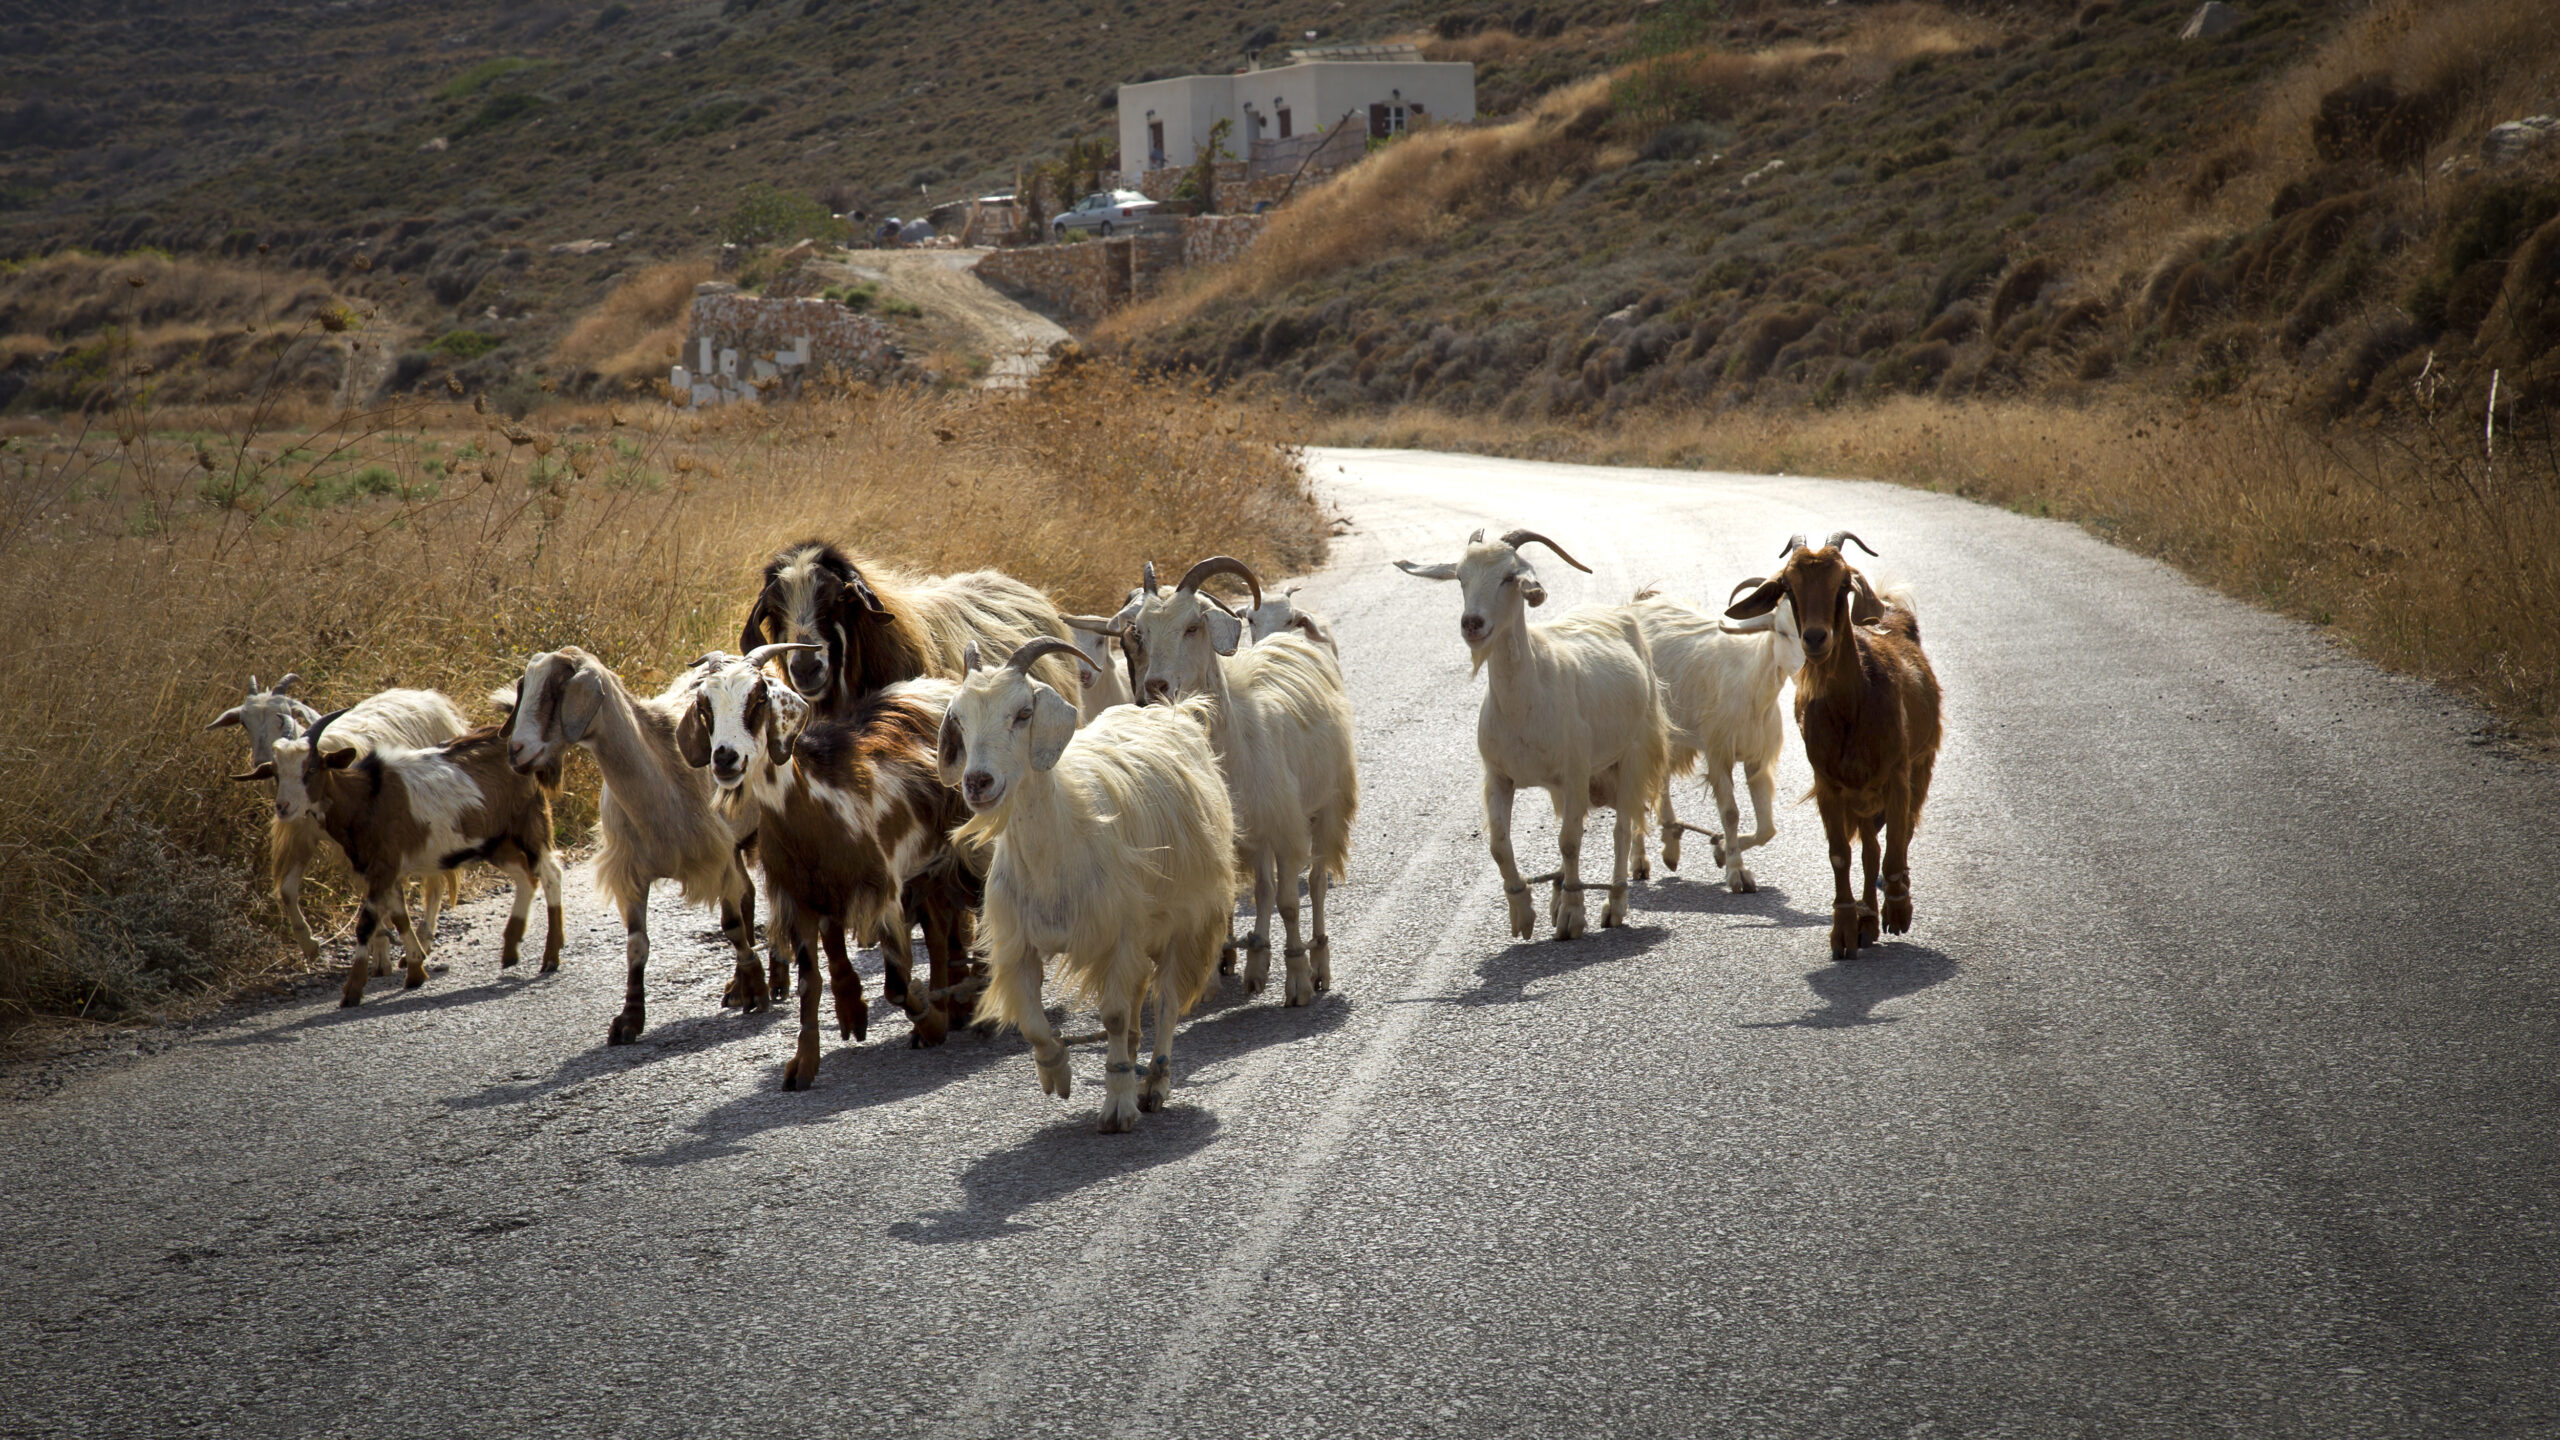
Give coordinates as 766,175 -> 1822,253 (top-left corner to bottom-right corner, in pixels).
1178,117 -> 1235,215
716,183 -> 844,248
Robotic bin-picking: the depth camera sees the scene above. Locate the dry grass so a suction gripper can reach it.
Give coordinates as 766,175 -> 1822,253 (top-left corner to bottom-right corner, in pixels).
1,251 -> 367,409
1311,395 -> 2560,744
550,260 -> 713,386
0,361 -> 1325,1035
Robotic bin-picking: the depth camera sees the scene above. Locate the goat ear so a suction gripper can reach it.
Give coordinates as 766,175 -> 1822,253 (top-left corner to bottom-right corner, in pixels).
847,572 -> 889,615
1395,559 -> 1460,582
737,596 -> 772,657
935,711 -> 967,786
1726,579 -> 1785,620
323,746 -> 360,770
206,707 -> 243,731
761,683 -> 804,768
1518,568 -> 1548,607
229,761 -> 275,782
675,691 -> 713,769
1204,607 -> 1243,656
1028,688 -> 1078,772
558,668 -> 606,743
488,682 -> 520,716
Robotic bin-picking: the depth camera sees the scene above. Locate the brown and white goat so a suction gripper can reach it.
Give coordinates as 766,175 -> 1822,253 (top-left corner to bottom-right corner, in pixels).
687,657 -> 978,1087
1725,532 -> 1942,960
272,708 -> 565,1006
738,540 -> 1080,711
211,677 -> 468,965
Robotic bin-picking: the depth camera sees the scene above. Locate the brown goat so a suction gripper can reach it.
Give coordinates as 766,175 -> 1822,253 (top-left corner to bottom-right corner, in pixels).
1726,532 -> 1942,960
272,711 -> 565,1006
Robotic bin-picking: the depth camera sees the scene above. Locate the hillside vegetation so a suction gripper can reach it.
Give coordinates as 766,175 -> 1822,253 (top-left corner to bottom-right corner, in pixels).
0,0 -> 1628,408
1111,0 -> 2558,433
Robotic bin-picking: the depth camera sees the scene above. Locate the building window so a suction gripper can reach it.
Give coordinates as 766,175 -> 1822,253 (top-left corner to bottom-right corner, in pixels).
1368,103 -> 1409,139
1276,107 -> 1292,139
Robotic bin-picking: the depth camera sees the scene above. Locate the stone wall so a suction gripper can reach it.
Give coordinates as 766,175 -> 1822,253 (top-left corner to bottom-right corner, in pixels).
671,285 -> 898,406
972,216 -> 1271,322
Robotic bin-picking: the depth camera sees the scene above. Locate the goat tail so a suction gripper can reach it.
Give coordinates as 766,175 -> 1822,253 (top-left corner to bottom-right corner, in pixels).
1868,575 -> 1921,644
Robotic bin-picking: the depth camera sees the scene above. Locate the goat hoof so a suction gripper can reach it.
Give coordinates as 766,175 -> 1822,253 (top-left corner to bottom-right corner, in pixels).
1285,974 -> 1314,1007
498,953 -> 519,969
1858,911 -> 1881,947
339,991 -> 363,1009
1728,869 -> 1756,894
1661,836 -> 1681,871
1884,896 -> 1912,934
1097,1099 -> 1137,1134
1037,1054 -> 1073,1099
1830,906 -> 1861,959
538,958 -> 559,975
1632,855 -> 1651,882
607,1010 -> 645,1045
1506,894 -> 1536,940
403,972 -> 426,990
907,1006 -> 948,1049
1218,941 -> 1237,976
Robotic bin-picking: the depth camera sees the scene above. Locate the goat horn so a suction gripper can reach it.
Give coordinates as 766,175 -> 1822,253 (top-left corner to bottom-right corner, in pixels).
1728,577 -> 1767,605
1827,530 -> 1878,557
1498,530 -> 1592,573
1173,555 -> 1263,612
248,675 -> 262,694
1468,527 -> 1485,544
744,642 -> 822,668
1720,613 -> 1778,635
963,642 -> 983,674
1779,534 -> 1808,558
1003,636 -> 1086,676
272,673 -> 301,694
1142,560 -> 1158,597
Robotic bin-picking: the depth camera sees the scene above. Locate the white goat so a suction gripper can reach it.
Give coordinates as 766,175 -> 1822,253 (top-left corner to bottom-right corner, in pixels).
1629,580 -> 1804,893
1120,556 -> 1357,1006
942,637 -> 1238,1133
271,709 -> 563,1006
1246,585 -> 1338,658
1060,613 -> 1136,724
1397,529 -> 1669,941
499,643 -> 811,1045
213,677 -> 469,966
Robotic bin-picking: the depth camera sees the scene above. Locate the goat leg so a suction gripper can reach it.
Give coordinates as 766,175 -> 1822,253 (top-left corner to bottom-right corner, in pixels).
343,896 -> 382,1007
537,850 -> 565,974
1857,821 -> 1883,948
1709,765 -> 1754,894
1552,781 -> 1590,941
1821,793 -> 1860,960
783,935 -> 824,1092
608,897 -> 650,1045
1882,802 -> 1915,937
1486,774 -> 1534,940
825,925 -> 866,1043
1308,865 -> 1333,992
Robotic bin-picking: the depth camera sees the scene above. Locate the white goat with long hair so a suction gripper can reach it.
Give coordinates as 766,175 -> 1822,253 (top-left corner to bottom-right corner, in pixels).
941,637 -> 1238,1133
1629,578 -> 1804,893
212,677 -> 469,966
1118,556 -> 1357,1007
1396,528 -> 1668,941
497,643 -> 817,1045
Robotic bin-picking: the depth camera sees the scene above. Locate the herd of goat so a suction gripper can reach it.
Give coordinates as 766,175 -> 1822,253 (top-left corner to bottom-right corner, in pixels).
204,528 -> 1940,1131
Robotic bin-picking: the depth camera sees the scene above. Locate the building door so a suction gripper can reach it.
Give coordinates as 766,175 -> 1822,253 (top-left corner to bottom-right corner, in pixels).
1277,108 -> 1292,139
1147,119 -> 1165,167
1368,103 -> 1386,139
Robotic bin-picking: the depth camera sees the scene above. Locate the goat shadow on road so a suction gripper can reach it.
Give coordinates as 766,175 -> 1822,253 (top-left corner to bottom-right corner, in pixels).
1432,923 -> 1672,1009
1738,944 -> 1961,1029
1634,874 -> 1826,927
204,965 -> 548,1048
886,1106 -> 1223,1246
436,1001 -> 796,1113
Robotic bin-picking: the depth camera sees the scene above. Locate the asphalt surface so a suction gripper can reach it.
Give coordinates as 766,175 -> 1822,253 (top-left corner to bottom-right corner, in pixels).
7,448 -> 2559,1439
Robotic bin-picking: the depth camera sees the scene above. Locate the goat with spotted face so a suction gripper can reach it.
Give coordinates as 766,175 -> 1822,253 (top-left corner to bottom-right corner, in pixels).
1397,528 -> 1669,941
686,657 -> 976,1087
1118,556 -> 1358,1007
738,540 -> 1079,713
500,644 -> 811,1045
943,638 -> 1237,1133
212,677 -> 468,964
1725,532 -> 1942,960
271,710 -> 562,1006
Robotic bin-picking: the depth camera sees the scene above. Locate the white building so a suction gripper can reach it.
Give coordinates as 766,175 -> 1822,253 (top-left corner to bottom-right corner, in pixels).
1116,45 -> 1476,185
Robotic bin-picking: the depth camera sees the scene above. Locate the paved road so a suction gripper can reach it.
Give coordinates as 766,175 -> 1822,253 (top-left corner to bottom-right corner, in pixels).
7,449 -> 2558,1438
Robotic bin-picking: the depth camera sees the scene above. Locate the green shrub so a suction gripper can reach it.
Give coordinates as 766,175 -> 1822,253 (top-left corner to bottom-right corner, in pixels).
716,184 -> 844,247
429,330 -> 502,360
438,56 -> 541,101
457,91 -> 548,137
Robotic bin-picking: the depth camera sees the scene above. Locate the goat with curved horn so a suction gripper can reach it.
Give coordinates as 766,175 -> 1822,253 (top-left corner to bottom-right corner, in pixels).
1172,555 -> 1265,613
1779,534 -> 1809,558
1142,560 -> 1159,597
1827,531 -> 1878,557
1500,530 -> 1592,573
1005,635 -> 1090,676
744,642 -> 824,670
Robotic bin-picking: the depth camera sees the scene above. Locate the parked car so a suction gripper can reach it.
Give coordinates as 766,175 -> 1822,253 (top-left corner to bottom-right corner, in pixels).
1052,190 -> 1158,240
